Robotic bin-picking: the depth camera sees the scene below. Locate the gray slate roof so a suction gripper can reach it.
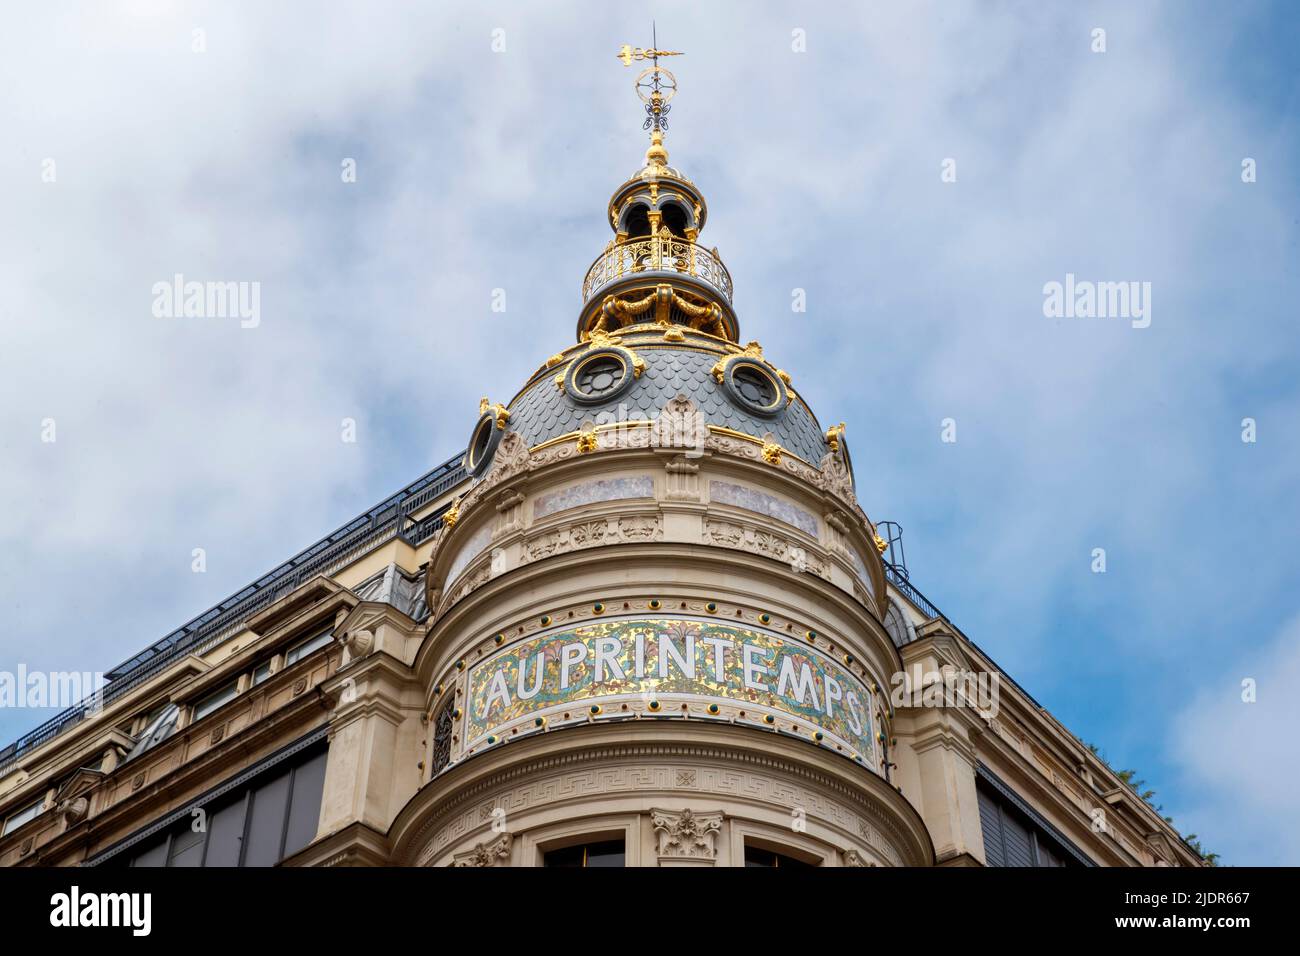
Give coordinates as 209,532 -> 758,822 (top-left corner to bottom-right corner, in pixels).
509,345 -> 830,463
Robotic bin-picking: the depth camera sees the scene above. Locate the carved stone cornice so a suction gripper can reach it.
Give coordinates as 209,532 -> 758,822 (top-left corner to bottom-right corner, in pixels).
391,721 -> 933,868
280,820 -> 390,868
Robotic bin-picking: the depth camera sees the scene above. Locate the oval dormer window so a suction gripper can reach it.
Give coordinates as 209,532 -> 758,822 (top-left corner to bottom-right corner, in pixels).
564,348 -> 635,405
722,358 -> 786,418
464,410 -> 505,479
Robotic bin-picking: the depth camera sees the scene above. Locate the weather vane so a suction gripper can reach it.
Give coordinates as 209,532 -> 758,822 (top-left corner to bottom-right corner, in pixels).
616,23 -> 682,135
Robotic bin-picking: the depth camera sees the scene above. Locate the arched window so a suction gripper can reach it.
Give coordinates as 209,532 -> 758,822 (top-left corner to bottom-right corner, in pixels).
660,200 -> 689,237
624,203 -> 651,238
884,598 -> 916,649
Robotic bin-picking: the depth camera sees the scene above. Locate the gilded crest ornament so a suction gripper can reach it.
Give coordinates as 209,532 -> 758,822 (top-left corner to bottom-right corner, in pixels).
478,397 -> 510,430
826,422 -> 846,453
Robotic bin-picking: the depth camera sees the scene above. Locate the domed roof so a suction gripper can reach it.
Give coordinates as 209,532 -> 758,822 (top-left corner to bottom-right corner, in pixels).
507,326 -> 831,464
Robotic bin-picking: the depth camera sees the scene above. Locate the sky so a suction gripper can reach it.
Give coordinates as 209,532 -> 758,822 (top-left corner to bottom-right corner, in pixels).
1,1 -> 1297,865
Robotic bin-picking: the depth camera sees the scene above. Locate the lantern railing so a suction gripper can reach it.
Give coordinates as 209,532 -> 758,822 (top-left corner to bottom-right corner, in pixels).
582,234 -> 733,304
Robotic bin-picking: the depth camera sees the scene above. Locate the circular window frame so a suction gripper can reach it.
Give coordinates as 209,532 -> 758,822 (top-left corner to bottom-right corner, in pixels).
839,435 -> 857,492
722,358 -> 787,418
564,348 -> 635,406
464,411 -> 505,478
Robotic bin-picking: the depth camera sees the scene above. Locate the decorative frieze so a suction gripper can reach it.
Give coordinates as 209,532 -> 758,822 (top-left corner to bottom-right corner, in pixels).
703,518 -> 829,580
521,515 -> 663,564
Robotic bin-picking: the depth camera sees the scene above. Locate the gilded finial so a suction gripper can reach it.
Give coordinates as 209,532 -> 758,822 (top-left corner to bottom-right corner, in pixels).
443,499 -> 461,530
826,422 -> 846,453
618,25 -> 682,151
616,43 -> 683,67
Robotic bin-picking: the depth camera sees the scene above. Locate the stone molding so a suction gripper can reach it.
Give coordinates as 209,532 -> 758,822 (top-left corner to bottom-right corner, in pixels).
393,724 -> 931,868
424,399 -> 888,624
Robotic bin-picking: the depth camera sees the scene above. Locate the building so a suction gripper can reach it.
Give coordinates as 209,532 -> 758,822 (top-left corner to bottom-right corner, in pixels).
0,55 -> 1203,869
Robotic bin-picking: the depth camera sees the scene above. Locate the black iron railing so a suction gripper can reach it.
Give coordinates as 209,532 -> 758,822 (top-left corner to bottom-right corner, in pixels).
884,563 -> 943,621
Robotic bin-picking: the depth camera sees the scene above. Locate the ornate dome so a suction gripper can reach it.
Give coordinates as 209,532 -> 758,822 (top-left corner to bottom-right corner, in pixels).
459,45 -> 875,549
507,327 -> 832,465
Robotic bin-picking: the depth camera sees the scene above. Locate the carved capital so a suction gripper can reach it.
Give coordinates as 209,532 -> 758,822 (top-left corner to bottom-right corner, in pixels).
663,454 -> 702,502
651,807 -> 723,862
451,832 -> 512,867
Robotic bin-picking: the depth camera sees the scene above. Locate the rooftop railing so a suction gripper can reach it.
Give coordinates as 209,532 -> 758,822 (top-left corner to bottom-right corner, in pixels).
581,234 -> 733,305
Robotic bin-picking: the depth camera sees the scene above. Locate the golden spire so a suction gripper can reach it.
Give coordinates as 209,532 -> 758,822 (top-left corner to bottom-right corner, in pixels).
617,24 -> 682,168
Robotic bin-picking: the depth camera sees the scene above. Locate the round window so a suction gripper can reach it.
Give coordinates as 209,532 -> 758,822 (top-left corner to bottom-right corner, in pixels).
733,365 -> 777,407
564,348 -> 635,405
575,356 -> 625,397
722,359 -> 786,417
464,412 -> 504,478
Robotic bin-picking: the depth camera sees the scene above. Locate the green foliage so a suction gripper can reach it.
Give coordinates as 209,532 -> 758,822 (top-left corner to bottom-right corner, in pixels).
1083,741 -> 1218,867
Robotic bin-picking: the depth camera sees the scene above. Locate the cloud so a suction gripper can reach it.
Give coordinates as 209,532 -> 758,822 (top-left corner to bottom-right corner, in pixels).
0,2 -> 1296,864
1168,614 -> 1300,866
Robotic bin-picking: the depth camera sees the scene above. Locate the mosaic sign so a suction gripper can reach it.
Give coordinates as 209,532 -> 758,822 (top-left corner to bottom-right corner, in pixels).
465,618 -> 875,762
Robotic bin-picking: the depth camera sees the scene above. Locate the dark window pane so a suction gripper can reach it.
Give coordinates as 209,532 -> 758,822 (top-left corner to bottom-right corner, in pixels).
203,797 -> 247,867
99,739 -> 329,868
977,779 -> 1081,868
978,787 -> 1006,867
242,770 -> 290,867
744,844 -> 814,868
284,749 -> 327,858
744,845 -> 774,867
1001,811 -> 1034,867
543,839 -> 624,868
583,840 -> 625,868
1036,836 -> 1065,868
132,836 -> 169,868
543,844 -> 586,867
167,824 -> 204,867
